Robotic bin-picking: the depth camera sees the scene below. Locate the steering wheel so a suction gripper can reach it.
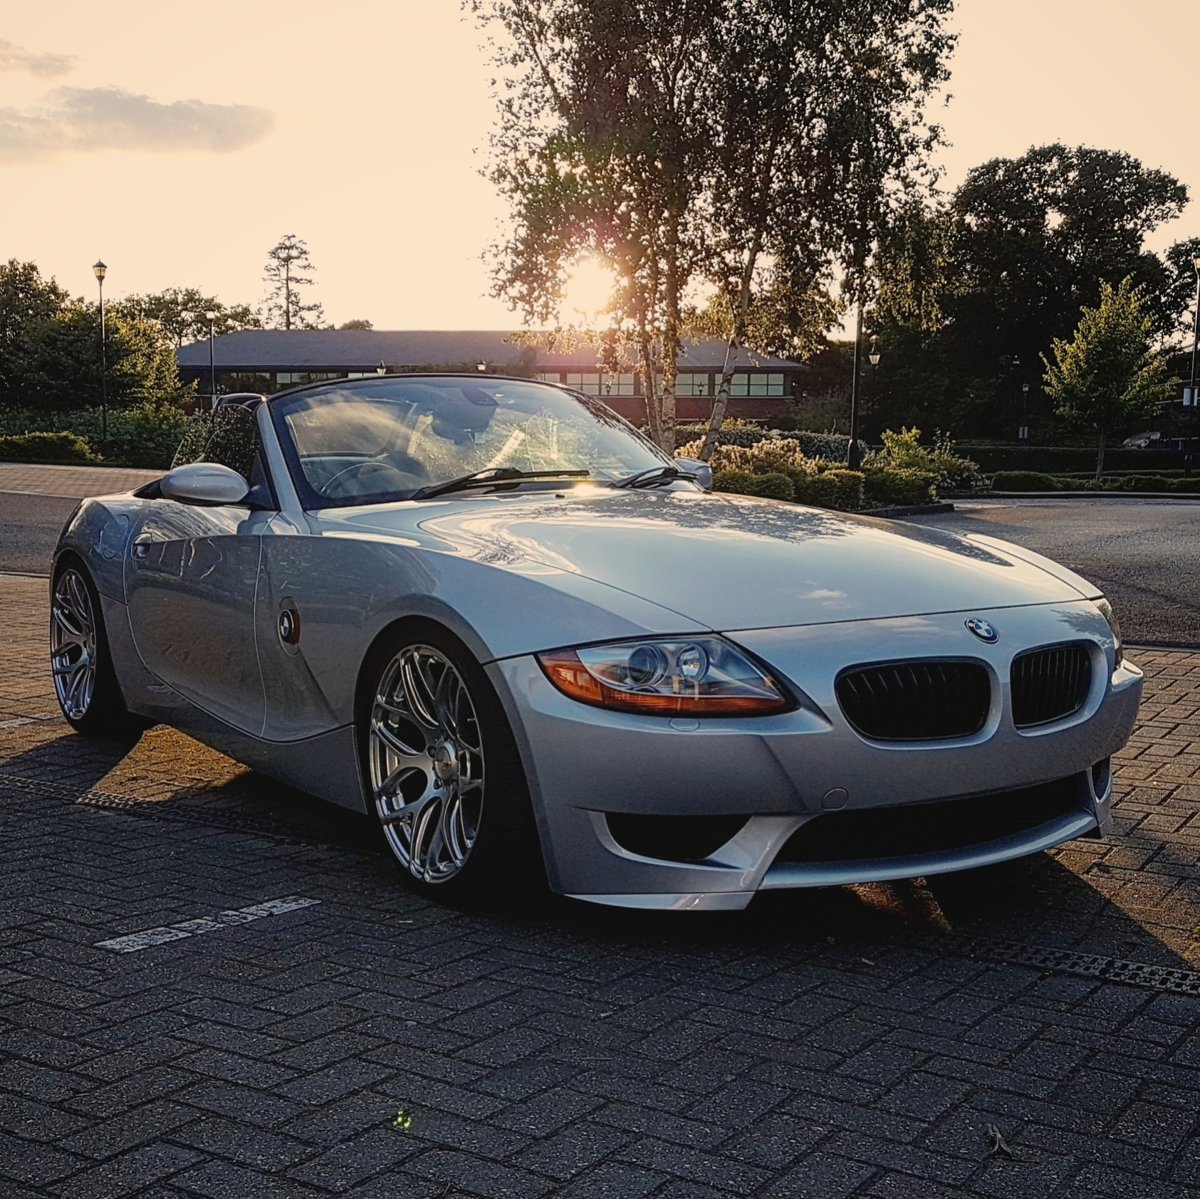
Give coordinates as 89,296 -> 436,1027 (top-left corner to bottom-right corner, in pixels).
322,458 -> 424,498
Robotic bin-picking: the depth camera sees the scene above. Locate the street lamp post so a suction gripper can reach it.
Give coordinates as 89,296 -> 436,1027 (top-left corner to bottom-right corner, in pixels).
205,310 -> 217,408
92,260 -> 108,442
1019,382 -> 1031,442
847,304 -> 865,469
1187,256 -> 1200,479
866,336 -> 881,440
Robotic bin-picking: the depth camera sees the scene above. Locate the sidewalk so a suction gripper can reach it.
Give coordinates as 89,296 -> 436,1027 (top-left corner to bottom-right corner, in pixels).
0,462 -> 161,500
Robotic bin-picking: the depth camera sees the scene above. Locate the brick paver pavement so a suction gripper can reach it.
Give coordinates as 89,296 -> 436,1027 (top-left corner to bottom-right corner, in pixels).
0,464 -> 161,501
2,574 -> 1199,1197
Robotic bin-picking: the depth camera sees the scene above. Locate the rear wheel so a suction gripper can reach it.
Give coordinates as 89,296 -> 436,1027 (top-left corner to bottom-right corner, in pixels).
360,624 -> 543,903
50,562 -> 142,737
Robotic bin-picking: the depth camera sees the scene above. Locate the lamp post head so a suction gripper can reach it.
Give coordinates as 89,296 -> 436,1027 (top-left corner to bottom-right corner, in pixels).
205,310 -> 217,323
1022,383 -> 1030,394
476,360 -> 488,372
867,335 -> 880,368
376,362 -> 387,375
92,260 -> 107,283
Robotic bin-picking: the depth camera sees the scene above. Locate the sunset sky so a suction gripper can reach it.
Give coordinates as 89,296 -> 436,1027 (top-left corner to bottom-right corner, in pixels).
4,1 -> 1198,330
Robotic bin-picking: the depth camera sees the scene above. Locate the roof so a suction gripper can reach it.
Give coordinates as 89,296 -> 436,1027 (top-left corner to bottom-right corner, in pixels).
176,330 -> 805,372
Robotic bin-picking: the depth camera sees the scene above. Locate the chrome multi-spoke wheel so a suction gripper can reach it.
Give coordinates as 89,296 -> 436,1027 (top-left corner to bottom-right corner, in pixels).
369,644 -> 486,884
51,568 -> 98,721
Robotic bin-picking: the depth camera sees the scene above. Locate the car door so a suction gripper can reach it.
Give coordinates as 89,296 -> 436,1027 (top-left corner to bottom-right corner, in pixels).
124,406 -> 268,736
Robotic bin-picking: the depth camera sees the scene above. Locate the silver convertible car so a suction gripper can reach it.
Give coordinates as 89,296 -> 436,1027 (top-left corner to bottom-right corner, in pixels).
51,376 -> 1142,909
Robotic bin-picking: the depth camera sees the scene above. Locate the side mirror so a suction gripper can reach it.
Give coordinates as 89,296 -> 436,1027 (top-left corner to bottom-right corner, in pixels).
160,461 -> 250,506
674,456 -> 713,492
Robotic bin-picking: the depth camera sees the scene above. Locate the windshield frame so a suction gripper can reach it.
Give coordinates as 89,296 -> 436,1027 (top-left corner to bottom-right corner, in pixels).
267,374 -> 673,510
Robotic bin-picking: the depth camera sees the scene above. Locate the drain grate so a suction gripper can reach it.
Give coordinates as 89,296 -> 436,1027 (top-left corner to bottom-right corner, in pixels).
936,933 -> 1200,997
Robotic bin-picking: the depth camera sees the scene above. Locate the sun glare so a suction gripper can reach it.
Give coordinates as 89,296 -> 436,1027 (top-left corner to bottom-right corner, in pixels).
560,257 -> 616,326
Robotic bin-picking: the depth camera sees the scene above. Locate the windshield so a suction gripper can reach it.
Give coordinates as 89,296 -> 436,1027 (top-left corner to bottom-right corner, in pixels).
271,377 -> 671,507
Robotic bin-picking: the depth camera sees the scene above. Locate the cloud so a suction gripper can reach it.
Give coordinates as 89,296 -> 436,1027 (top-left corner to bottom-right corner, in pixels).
0,40 -> 76,78
0,86 -> 275,162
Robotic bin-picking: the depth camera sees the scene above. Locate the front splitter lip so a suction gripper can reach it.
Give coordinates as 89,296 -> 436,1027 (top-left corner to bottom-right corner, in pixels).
566,808 -> 1101,911
760,807 -> 1099,890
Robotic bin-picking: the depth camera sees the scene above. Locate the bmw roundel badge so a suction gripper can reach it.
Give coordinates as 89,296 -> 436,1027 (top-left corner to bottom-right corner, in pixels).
965,617 -> 998,643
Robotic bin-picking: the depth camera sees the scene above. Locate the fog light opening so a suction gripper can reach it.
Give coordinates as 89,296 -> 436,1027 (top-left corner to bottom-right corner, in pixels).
1090,757 -> 1112,800
605,813 -> 747,863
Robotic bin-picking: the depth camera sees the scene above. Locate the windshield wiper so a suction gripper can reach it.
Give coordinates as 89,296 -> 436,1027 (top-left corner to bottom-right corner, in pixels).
613,465 -> 696,489
409,467 -> 590,501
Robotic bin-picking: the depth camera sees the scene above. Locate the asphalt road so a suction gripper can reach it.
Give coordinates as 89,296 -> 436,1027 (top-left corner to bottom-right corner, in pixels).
0,491 -> 77,575
918,498 -> 1200,649
3,488 -> 1197,646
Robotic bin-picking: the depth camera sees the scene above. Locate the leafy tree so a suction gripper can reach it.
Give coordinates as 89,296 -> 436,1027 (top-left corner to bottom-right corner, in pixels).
262,235 -> 324,330
26,303 -> 185,412
471,0 -> 954,453
0,259 -> 68,405
871,145 -> 1192,436
112,288 -> 262,347
1161,237 -> 1200,344
338,318 -> 374,331
1042,277 -> 1172,476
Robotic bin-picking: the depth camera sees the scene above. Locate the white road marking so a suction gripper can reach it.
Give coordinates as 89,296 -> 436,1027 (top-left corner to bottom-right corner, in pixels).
95,895 -> 320,953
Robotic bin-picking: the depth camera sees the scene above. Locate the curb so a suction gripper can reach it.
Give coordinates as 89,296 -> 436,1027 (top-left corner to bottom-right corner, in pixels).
865,501 -> 955,518
983,491 -> 1200,500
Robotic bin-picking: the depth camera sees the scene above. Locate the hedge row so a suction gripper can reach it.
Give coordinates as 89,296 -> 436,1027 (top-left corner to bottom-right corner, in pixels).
991,470 -> 1200,494
675,422 -> 852,461
960,445 -> 1187,473
0,431 -> 99,464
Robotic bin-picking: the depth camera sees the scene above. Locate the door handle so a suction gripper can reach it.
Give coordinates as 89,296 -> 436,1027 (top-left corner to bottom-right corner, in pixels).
132,535 -> 153,560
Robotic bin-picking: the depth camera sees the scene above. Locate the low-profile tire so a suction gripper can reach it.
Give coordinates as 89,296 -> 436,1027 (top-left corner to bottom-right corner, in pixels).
50,559 -> 144,738
358,621 -> 545,904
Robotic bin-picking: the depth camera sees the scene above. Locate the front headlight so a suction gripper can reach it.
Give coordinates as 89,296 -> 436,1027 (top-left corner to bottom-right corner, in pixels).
537,636 -> 791,716
1092,597 -> 1123,666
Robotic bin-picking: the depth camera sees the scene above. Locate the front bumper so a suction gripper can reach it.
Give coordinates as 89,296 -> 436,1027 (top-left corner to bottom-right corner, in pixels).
487,602 -> 1143,910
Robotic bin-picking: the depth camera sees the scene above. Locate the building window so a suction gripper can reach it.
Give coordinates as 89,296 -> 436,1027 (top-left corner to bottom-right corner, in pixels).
730,372 -> 785,397
563,372 -> 604,394
675,372 -> 711,397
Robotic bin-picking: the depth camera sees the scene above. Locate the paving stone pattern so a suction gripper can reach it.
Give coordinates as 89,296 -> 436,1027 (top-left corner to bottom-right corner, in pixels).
0,464 -> 161,501
2,575 -> 1199,1197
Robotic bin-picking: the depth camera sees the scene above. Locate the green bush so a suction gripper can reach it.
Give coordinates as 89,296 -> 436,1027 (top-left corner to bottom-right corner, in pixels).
706,438 -> 817,479
863,466 -> 938,506
990,470 -> 1059,491
878,426 -> 981,492
0,403 -> 189,469
103,400 -> 190,469
713,470 -> 795,501
795,431 -> 851,461
1168,477 -> 1200,493
793,468 -> 864,511
0,431 -> 100,463
675,419 -> 768,449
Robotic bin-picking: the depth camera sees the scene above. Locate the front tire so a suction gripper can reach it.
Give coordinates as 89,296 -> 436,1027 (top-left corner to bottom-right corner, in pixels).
50,561 -> 142,737
359,623 -> 543,904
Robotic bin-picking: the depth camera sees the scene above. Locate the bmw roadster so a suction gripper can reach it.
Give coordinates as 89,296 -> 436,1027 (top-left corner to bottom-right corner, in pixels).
51,376 -> 1142,908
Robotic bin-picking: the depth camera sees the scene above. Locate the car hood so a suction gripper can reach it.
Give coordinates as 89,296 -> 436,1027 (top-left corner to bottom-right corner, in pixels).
319,487 -> 1093,631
